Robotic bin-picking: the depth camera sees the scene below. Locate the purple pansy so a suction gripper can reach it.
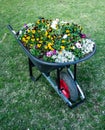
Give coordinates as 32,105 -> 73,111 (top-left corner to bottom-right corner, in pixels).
80,34 -> 86,38
24,24 -> 28,29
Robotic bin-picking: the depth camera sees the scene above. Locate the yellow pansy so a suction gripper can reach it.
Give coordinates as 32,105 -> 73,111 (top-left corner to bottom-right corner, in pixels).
50,47 -> 54,51
27,29 -> 31,33
61,46 -> 65,50
51,37 -> 54,40
47,35 -> 51,39
36,20 -> 40,24
48,42 -> 53,47
22,37 -> 26,42
44,45 -> 48,49
67,33 -> 71,36
32,35 -> 34,38
25,36 -> 30,40
37,44 -> 41,48
30,44 -> 33,48
47,23 -> 50,27
39,40 -> 43,44
70,46 -> 75,50
31,38 -> 35,42
25,40 -> 28,44
62,40 -> 66,43
36,38 -> 39,41
32,29 -> 36,34
66,30 -> 70,33
45,31 -> 48,36
49,46 -> 54,51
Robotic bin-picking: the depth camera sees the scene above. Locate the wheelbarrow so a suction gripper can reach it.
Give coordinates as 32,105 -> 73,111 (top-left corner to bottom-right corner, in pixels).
8,25 -> 96,108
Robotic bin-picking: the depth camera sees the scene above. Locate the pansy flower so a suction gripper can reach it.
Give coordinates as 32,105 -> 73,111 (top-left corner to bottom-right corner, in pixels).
18,18 -> 95,63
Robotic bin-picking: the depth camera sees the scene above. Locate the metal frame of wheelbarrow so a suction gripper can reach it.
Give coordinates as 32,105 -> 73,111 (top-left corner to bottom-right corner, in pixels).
8,25 -> 96,108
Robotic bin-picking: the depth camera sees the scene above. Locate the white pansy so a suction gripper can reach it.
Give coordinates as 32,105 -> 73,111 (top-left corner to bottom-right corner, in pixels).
52,50 -> 75,63
60,21 -> 68,25
75,42 -> 82,48
51,19 -> 59,29
52,55 -> 57,59
63,34 -> 68,39
68,52 -> 74,59
55,59 -> 60,63
81,39 -> 95,54
51,24 -> 56,29
62,58 -> 68,62
27,23 -> 33,27
58,55 -> 62,59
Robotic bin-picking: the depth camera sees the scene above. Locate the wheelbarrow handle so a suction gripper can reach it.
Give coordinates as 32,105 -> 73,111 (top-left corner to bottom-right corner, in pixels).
7,25 -> 17,35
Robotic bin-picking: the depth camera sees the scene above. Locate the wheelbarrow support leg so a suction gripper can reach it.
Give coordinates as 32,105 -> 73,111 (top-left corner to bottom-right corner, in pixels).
74,64 -> 77,81
57,68 -> 60,90
28,58 -> 42,81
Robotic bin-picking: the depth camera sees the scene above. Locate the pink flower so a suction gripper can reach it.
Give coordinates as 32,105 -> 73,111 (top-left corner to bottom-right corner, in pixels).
46,50 -> 57,57
46,51 -> 53,57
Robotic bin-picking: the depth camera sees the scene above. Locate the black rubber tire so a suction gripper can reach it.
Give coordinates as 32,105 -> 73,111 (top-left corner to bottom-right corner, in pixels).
60,71 -> 78,102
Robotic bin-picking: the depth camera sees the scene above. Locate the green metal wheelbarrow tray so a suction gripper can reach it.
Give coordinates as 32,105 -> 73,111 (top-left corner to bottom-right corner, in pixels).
8,25 -> 96,108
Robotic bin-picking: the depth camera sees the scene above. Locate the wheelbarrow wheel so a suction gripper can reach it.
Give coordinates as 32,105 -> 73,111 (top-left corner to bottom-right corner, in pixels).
60,72 -> 78,102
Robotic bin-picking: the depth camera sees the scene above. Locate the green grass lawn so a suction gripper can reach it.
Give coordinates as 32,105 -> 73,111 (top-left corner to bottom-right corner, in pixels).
0,0 -> 105,129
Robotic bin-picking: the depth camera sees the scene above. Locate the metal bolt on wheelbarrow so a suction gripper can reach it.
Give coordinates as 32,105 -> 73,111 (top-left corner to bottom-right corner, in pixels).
8,25 -> 96,108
